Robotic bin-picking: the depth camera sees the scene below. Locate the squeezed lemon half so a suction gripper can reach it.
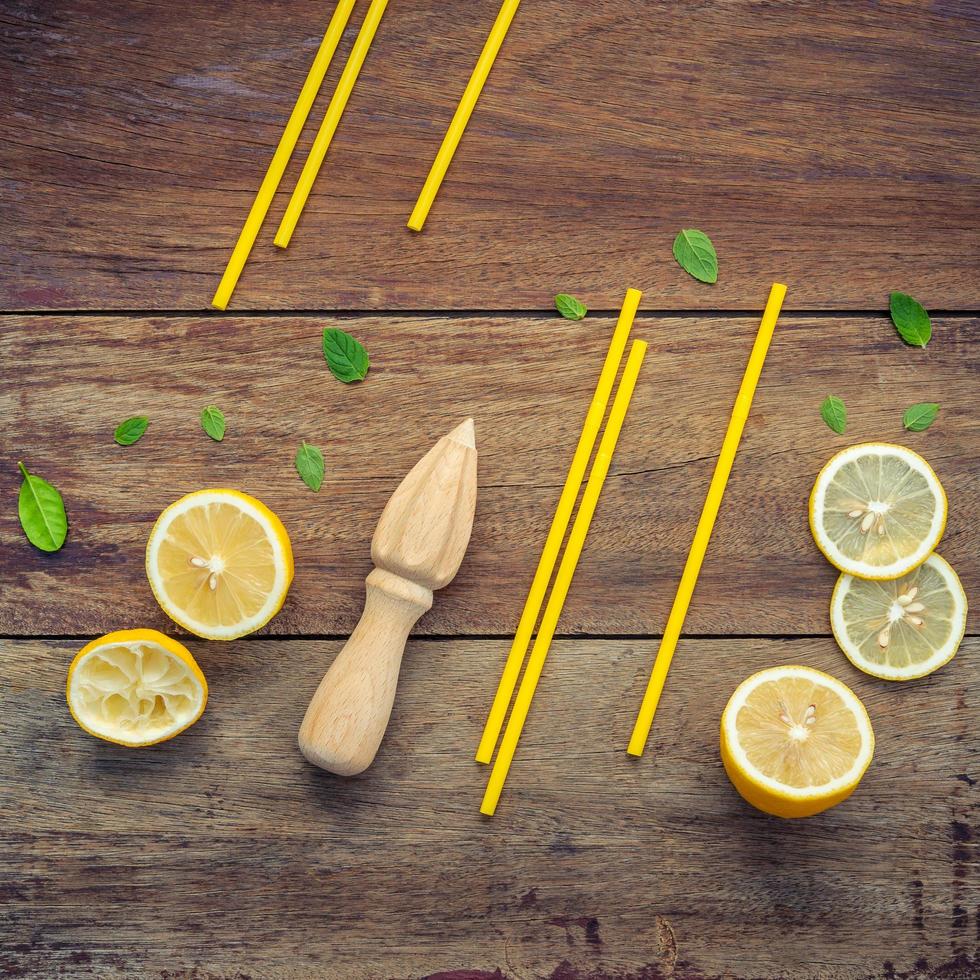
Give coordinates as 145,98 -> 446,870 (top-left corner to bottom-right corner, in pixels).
831,553 -> 967,681
145,489 -> 293,640
720,665 -> 875,818
809,443 -> 946,580
67,629 -> 207,747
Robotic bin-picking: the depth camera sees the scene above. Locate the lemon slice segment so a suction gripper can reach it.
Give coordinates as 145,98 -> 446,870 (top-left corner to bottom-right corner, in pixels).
809,443 -> 946,580
67,629 -> 207,747
831,553 -> 967,681
146,489 -> 294,640
720,665 -> 875,818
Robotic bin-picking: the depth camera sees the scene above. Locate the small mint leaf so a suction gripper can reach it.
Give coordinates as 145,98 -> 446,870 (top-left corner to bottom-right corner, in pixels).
200,405 -> 226,442
820,395 -> 847,435
672,228 -> 718,284
295,442 -> 325,492
114,416 -> 149,446
903,402 -> 939,432
323,328 -> 370,383
889,292 -> 932,347
555,293 -> 587,320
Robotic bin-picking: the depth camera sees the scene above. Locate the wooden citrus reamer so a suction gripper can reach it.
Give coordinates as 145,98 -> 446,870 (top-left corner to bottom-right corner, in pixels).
299,419 -> 478,775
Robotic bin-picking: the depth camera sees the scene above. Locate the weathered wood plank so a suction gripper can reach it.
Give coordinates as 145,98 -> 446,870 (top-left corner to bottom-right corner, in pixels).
2,0 -> 977,310
1,637 -> 976,979
2,315 -> 977,637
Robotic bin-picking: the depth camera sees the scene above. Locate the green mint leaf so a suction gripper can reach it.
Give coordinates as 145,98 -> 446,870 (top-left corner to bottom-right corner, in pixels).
889,292 -> 931,347
819,395 -> 847,435
322,328 -> 369,383
295,442 -> 325,492
17,461 -> 68,552
555,293 -> 587,320
903,402 -> 939,432
200,405 -> 226,442
672,228 -> 718,284
114,416 -> 149,446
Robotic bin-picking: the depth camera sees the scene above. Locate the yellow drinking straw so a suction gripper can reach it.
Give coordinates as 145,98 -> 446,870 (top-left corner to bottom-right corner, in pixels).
482,340 -> 648,816
275,0 -> 389,248
407,0 -> 521,232
476,289 -> 641,765
627,283 -> 787,757
211,0 -> 356,310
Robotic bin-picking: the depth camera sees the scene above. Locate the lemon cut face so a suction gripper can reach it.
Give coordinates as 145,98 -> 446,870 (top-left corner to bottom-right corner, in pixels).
831,553 -> 967,680
146,489 -> 293,640
720,666 -> 875,818
809,443 -> 946,580
67,629 -> 207,747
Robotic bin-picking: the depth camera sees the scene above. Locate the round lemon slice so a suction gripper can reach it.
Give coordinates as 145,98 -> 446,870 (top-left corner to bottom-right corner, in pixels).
720,665 -> 875,818
146,489 -> 294,640
809,443 -> 946,580
67,629 -> 207,746
831,553 -> 967,681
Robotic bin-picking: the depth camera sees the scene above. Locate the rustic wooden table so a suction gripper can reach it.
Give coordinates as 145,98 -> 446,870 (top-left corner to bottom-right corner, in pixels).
1,2 -> 978,978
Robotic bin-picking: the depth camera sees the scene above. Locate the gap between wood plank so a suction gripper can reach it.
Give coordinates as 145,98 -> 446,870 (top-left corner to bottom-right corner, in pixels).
4,308 -> 979,319
3,632 -> 978,642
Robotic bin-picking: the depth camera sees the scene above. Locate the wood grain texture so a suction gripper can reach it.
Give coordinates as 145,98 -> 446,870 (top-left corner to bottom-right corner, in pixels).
2,636 -> 976,979
3,4 -> 977,976
2,0 -> 978,310
2,314 -> 977,637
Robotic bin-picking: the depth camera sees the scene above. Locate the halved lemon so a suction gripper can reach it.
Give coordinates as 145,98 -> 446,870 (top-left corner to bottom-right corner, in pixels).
809,443 -> 946,580
67,629 -> 207,747
146,489 -> 293,640
720,665 -> 875,818
831,553 -> 967,681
